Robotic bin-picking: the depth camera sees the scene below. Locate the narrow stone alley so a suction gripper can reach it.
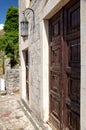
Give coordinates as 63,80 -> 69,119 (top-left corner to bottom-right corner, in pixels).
0,92 -> 35,130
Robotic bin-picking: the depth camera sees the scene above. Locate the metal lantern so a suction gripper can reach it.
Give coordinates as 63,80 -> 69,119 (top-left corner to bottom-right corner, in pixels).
21,14 -> 28,37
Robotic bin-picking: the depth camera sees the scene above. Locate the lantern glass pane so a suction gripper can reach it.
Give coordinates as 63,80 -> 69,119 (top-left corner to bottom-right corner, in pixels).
21,21 -> 28,37
25,22 -> 28,35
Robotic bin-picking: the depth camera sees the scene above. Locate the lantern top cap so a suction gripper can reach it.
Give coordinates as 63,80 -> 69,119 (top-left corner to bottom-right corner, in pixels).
21,12 -> 28,23
21,7 -> 34,23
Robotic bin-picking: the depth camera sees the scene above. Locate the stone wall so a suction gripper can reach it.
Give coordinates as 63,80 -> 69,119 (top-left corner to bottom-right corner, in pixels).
5,69 -> 19,94
28,0 -> 42,117
5,58 -> 19,94
19,0 -> 43,117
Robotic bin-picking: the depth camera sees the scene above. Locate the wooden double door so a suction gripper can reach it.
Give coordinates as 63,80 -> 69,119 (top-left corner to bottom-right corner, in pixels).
49,0 -> 80,130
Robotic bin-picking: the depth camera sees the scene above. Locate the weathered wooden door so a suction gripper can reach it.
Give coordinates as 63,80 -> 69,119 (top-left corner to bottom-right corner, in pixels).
49,10 -> 63,130
64,1 -> 80,130
49,0 -> 80,130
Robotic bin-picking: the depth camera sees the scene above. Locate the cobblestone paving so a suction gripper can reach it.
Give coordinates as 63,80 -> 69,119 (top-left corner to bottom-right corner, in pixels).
0,93 -> 35,130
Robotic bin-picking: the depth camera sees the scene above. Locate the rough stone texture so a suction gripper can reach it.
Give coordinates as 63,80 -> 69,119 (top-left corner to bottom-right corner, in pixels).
0,93 -> 35,130
4,58 -> 20,94
19,0 -> 43,117
27,0 -> 42,118
5,69 -> 19,94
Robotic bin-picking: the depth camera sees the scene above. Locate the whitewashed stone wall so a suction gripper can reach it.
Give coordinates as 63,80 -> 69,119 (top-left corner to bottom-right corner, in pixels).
28,0 -> 42,118
19,0 -> 42,119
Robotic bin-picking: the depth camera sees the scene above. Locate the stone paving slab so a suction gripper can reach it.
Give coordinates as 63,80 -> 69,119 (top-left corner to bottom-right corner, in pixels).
0,93 -> 35,130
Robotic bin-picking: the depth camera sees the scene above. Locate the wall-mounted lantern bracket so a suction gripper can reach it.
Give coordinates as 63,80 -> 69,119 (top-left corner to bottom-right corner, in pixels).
20,7 -> 35,38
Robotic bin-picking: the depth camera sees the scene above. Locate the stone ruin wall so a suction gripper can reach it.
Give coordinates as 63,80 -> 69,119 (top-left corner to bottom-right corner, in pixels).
5,58 -> 20,94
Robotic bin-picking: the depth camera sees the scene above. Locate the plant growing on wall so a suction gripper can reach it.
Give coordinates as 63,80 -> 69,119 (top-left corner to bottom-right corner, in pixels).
0,6 -> 19,69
